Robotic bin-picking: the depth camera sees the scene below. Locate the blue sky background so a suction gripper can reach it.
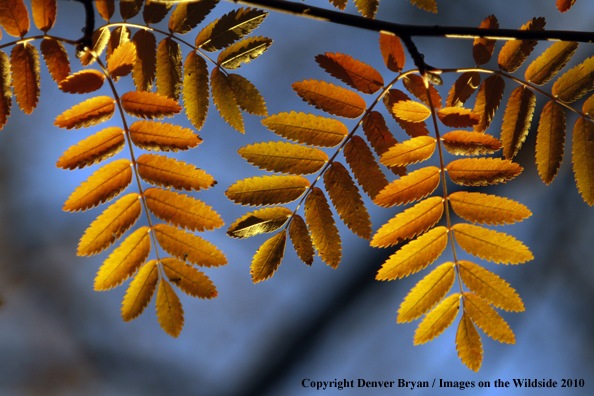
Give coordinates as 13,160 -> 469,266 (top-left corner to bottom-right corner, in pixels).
0,0 -> 593,395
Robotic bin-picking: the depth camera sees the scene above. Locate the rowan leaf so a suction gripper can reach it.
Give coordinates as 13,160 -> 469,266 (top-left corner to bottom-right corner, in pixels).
225,175 -> 310,206
582,94 -> 594,116
121,260 -> 159,322
293,79 -> 366,119
238,141 -> 328,175
376,226 -> 449,281
218,36 -> 272,70
410,0 -> 437,13
106,26 -> 130,63
328,0 -> 347,10
228,74 -> 267,116
446,72 -> 481,108
437,107 -> 480,128
144,188 -> 223,232
80,26 -> 110,66
448,191 -> 531,226
77,193 -> 141,256
398,262 -> 455,323
119,0 -> 143,21
305,187 -> 341,268
289,214 -> 314,265
362,111 -> 406,176
525,41 -> 578,85
156,279 -> 184,337
132,30 -> 157,91
196,7 -> 267,52
129,121 -> 202,152
380,136 -> 436,167
143,0 -> 172,25
452,223 -> 533,264
58,70 -> 105,94
211,67 -> 243,132
94,226 -> 151,291
371,196 -> 444,248
315,52 -> 384,94
373,166 -> 441,207
136,153 -> 215,192
572,117 -> 594,205
392,101 -> 431,123
108,41 -> 136,79
354,0 -> 379,18
0,0 -> 29,37
414,293 -> 461,345
456,312 -> 483,372
227,207 -> 292,239
0,51 -> 12,130
156,38 -> 182,100
384,89 -> 429,137
56,126 -> 125,170
54,96 -> 116,129
458,260 -> 524,312
498,17 -> 546,73
553,55 -> 594,103
161,257 -> 217,299
473,15 -> 499,66
446,157 -> 523,186
11,43 -> 40,115
344,135 -> 388,199
441,130 -> 502,156
535,100 -> 566,184
183,51 -> 209,130
557,0 -> 577,12
169,0 -> 218,34
262,112 -> 348,147
324,162 -> 372,239
402,74 -> 442,109
32,0 -> 56,32
473,74 -> 505,133
463,292 -> 515,343
63,159 -> 133,212
153,223 -> 227,267
251,230 -> 286,283
501,86 -> 537,159
95,0 -> 114,22
40,38 -> 70,84
120,91 -> 182,119
379,32 -> 405,73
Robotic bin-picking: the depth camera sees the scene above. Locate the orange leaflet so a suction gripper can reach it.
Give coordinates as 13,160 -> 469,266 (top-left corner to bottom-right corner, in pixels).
183,51 -> 209,130
446,157 -> 522,186
32,0 -> 56,33
40,38 -> 70,83
225,175 -> 310,206
473,74 -> 505,133
463,292 -> 515,344
525,41 -> 578,85
228,74 -> 267,116
238,140 -> 328,175
0,52 -> 12,130
211,66 -> 243,132
58,70 -> 105,94
156,279 -> 184,337
161,257 -> 217,299
156,37 -> 182,100
136,154 -> 215,192
441,130 -> 502,156
572,117 -> 594,205
11,43 -> 40,115
446,72 -> 481,108
56,126 -> 125,170
262,111 -> 348,148
143,1 -> 172,25
383,89 -> 429,137
0,0 -> 29,37
552,55 -> 594,103
121,260 -> 159,321
289,214 -> 314,265
354,0 -> 379,18
168,0 -> 217,34
500,86 -> 536,159
305,187 -> 342,268
250,230 -> 286,283
414,293 -> 461,345
132,29 -> 157,91
315,52 -> 384,94
95,0 -> 114,22
448,191 -> 531,226
196,7 -> 268,52
379,32 -> 405,73
292,79 -> 366,119
373,166 -> 441,207
473,15 -> 499,66
455,312 -> 483,372
392,100 -> 432,123
535,100 -> 566,184
557,0 -> 577,13
227,207 -> 292,239
410,0 -> 437,13
120,90 -> 181,119
437,107 -> 480,128
497,17 -> 546,73
218,36 -> 272,70
108,41 -> 136,79
380,136 -> 436,167
402,74 -> 442,109
129,121 -> 202,152
54,96 -> 116,129
343,135 -> 388,199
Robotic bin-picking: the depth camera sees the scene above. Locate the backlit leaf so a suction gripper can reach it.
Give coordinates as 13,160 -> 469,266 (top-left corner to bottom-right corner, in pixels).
119,0 -> 142,20
40,38 -> 70,83
582,94 -> 594,116
473,74 -> 505,133
463,292 -> 515,343
498,17 -> 546,73
384,89 -> 429,137
525,41 -> 578,85
398,262 -> 455,323
315,52 -> 383,94
156,279 -> 184,337
446,72 -> 480,108
129,121 -> 202,152
54,96 -> 115,130
63,159 -> 132,212
196,7 -> 267,52
94,226 -> 151,291
228,74 -> 267,116
226,175 -> 310,206
169,0 -> 218,34
402,74 -> 442,109
95,0 -> 114,22
32,0 -> 56,32
473,15 -> 498,66
106,26 -> 130,62
262,111 -> 348,147
572,117 -> 594,205
448,191 -> 531,226
328,0 -> 347,10
553,55 -> 594,103
344,135 -> 388,199
501,86 -> 536,159
227,207 -> 292,239
354,0 -> 379,18
251,230 -> 286,283
414,293 -> 460,345
392,100 -> 431,123
156,38 -> 182,100
80,27 -> 110,66
437,107 -> 480,128
108,41 -> 136,79
143,0 -> 171,24
211,67 -> 243,132
376,226 -> 449,281
11,43 -> 40,115
535,100 -> 566,184
305,187 -> 341,268
557,0 -> 577,12
456,312 -> 483,372
58,70 -> 105,94
324,162 -> 372,239
371,196 -> 444,248
0,51 -> 12,130
218,36 -> 272,70
144,188 -> 223,232
56,126 -> 124,170
121,91 -> 182,119
132,30 -> 157,91
77,193 -> 141,256
452,223 -> 533,264
379,32 -> 405,73
293,79 -> 366,119
373,166 -> 440,207
121,260 -> 159,321
362,111 -> 406,176
441,130 -> 502,156
161,257 -> 217,299
380,136 -> 436,167
238,141 -> 328,175
136,153 -> 215,191
410,0 -> 437,13
289,214 -> 314,265
446,157 -> 523,186
183,51 -> 209,130
459,260 -> 524,312
153,223 -> 227,267
0,0 -> 29,37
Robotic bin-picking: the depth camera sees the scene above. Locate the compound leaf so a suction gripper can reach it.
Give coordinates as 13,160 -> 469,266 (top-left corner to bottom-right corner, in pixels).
262,111 -> 348,147
305,187 -> 341,268
136,153 -> 215,192
56,126 -> 125,170
293,79 -> 366,119
121,260 -> 159,321
227,206 -> 292,239
448,191 -> 531,225
251,230 -> 286,283
226,175 -> 310,206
